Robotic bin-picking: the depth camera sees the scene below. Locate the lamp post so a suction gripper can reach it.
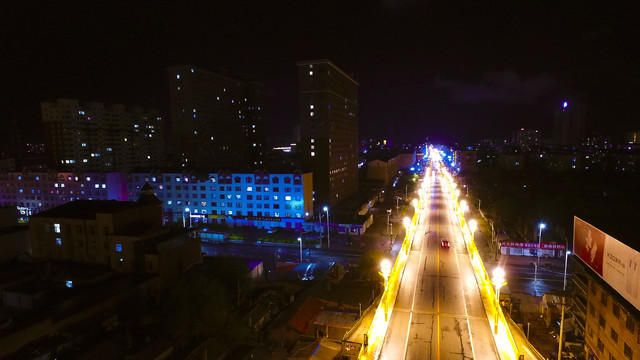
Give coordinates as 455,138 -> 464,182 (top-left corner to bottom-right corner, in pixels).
558,250 -> 571,360
386,209 -> 392,236
535,222 -> 546,285
298,237 -> 303,263
184,207 -> 191,228
492,267 -> 507,334
469,220 -> 478,259
563,250 -> 571,291
380,259 -> 391,321
323,206 -> 330,249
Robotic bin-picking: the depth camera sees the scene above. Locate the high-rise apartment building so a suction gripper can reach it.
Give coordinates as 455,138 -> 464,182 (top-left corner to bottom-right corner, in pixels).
167,66 -> 265,170
553,100 -> 586,146
297,60 -> 359,207
41,99 -> 165,171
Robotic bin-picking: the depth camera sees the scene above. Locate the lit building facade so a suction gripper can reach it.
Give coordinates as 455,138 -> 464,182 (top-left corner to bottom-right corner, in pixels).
0,170 -> 313,231
125,171 -> 314,230
0,172 -> 128,221
297,59 -> 359,207
573,259 -> 640,360
41,99 -> 165,171
167,65 -> 265,169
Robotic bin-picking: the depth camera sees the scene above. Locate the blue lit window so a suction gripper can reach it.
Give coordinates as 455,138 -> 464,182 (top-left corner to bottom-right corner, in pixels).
56,237 -> 62,246
66,280 -> 73,288
115,243 -> 122,252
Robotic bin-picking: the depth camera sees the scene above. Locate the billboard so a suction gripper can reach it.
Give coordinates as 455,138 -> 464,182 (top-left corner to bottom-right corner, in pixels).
574,216 -> 640,311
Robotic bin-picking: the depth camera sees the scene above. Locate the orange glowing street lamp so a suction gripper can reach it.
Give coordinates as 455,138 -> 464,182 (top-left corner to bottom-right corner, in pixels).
492,267 -> 507,334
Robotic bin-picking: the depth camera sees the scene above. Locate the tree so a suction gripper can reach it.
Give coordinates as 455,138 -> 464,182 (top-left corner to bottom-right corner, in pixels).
163,273 -> 233,346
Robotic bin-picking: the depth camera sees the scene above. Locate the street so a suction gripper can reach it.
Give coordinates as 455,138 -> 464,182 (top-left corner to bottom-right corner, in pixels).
379,172 -> 499,359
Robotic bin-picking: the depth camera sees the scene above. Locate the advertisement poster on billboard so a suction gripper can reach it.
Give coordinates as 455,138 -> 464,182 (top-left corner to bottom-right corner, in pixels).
574,216 -> 640,311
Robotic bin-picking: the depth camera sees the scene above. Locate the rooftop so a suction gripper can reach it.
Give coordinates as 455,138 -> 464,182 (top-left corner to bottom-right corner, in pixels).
30,200 -> 142,220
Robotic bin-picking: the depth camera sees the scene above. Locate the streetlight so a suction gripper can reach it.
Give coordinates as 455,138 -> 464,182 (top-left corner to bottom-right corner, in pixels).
468,220 -> 478,259
386,209 -> 392,237
323,206 -> 330,249
563,250 -> 571,290
492,267 -> 507,334
469,219 -> 478,234
460,200 -> 469,213
184,207 -> 191,228
535,222 -> 546,285
298,237 -> 303,263
558,250 -> 571,360
380,259 -> 391,321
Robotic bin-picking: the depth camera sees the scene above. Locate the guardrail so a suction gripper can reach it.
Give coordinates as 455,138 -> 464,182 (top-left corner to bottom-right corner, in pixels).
357,174 -> 432,360
441,168 -> 520,360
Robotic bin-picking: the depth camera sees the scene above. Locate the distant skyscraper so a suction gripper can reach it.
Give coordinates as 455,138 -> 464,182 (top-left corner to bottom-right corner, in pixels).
553,100 -> 586,146
512,128 -> 540,151
167,66 -> 265,170
297,60 -> 359,207
41,99 -> 165,171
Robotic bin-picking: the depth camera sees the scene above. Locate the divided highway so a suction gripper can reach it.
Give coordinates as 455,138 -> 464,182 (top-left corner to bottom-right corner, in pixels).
379,172 -> 499,359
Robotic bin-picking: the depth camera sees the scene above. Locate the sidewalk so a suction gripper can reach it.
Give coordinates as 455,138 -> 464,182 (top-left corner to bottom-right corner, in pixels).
474,227 -> 558,360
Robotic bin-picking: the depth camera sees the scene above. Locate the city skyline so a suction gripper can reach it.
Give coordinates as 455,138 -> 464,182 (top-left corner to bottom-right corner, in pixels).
3,1 -> 639,147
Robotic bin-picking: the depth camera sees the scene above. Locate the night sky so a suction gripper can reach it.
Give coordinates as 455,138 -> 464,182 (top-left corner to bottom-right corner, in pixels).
3,1 -> 639,146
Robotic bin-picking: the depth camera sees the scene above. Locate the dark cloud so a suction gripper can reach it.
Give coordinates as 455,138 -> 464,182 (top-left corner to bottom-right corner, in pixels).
434,70 -> 558,104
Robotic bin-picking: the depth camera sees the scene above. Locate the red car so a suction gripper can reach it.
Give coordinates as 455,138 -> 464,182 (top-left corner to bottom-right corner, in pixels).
441,240 -> 450,248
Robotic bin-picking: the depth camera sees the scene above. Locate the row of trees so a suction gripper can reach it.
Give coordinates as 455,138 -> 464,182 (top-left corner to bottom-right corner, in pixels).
461,162 -> 640,243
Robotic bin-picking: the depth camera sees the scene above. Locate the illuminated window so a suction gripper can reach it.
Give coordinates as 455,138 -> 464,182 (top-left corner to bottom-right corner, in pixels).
310,105 -> 314,109
54,223 -> 61,233
247,187 -> 253,192
309,71 -> 313,75
66,280 -> 73,288
311,152 -> 315,157
176,74 -> 180,79
285,196 -> 292,201
115,243 -> 122,252
310,112 -> 314,117
56,238 -> 62,246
